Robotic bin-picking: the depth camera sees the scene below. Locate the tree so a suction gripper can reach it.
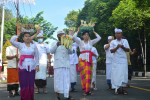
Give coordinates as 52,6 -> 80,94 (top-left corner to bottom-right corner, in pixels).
110,0 -> 150,73
64,10 -> 79,28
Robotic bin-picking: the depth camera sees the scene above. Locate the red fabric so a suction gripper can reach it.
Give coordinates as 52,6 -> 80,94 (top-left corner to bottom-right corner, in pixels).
19,55 -> 34,66
48,66 -> 54,75
80,50 -> 94,63
76,64 -> 79,72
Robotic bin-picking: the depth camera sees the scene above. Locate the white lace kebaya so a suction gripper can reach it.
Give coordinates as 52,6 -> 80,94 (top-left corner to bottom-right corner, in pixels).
10,35 -> 39,72
73,32 -> 101,62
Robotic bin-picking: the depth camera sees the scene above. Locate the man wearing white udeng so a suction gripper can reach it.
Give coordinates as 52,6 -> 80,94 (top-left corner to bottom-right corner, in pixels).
110,28 -> 130,95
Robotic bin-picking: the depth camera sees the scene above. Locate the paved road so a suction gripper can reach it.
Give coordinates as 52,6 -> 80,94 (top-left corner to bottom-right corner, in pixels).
0,75 -> 150,100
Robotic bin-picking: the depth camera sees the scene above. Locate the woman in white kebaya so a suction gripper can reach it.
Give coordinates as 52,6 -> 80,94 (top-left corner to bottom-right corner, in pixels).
73,27 -> 101,95
10,32 -> 39,100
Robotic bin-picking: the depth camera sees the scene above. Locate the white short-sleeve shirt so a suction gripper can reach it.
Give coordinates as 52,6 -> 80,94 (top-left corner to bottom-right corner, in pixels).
6,46 -> 19,68
110,39 -> 130,64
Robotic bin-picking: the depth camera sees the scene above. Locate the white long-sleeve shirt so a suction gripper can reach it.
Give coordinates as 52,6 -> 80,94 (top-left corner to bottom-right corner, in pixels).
69,42 -> 79,64
110,39 -> 130,64
50,41 -> 73,69
73,32 -> 101,62
10,35 -> 39,72
91,47 -> 99,63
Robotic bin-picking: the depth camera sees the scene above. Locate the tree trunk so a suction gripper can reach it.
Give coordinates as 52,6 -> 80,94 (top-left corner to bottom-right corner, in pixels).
144,28 -> 146,77
138,30 -> 145,70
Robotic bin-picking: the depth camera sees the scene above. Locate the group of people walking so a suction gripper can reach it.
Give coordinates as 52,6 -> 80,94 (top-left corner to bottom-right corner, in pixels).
5,26 -> 131,100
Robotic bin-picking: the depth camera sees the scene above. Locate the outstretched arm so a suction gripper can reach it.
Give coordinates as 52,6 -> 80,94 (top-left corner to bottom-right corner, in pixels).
91,29 -> 101,45
73,27 -> 81,45
31,29 -> 40,40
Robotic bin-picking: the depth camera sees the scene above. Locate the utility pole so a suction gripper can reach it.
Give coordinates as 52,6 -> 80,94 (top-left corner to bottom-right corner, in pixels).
0,0 -> 5,62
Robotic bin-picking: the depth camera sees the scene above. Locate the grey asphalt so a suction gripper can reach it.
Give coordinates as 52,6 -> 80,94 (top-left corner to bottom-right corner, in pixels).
0,75 -> 150,100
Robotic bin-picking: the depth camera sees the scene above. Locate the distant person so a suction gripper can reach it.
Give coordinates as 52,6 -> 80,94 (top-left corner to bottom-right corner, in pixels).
69,29 -> 79,92
91,47 -> 99,90
126,49 -> 136,87
104,36 -> 114,89
6,45 -> 20,97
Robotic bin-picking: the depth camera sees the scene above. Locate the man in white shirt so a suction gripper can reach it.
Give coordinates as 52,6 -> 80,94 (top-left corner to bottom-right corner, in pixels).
110,28 -> 130,95
104,36 -> 114,89
50,30 -> 74,100
6,45 -> 20,97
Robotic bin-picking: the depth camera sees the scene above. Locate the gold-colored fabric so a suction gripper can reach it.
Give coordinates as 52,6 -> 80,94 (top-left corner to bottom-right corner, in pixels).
126,49 -> 132,65
7,68 -> 19,84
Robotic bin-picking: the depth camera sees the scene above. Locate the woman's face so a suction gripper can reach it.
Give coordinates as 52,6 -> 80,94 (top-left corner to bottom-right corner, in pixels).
82,32 -> 90,41
23,33 -> 31,43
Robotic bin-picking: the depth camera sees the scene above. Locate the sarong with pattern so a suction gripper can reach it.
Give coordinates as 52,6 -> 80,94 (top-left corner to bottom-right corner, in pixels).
78,58 -> 93,92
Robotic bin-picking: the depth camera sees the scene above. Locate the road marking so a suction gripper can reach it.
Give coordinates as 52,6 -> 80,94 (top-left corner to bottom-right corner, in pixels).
130,86 -> 150,92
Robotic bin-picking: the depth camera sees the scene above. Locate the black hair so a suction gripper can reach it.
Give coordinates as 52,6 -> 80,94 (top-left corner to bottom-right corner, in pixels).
81,30 -> 90,36
22,32 -> 31,37
18,32 -> 31,42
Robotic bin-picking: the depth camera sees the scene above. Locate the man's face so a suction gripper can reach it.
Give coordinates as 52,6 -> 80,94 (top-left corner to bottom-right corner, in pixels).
115,32 -> 122,40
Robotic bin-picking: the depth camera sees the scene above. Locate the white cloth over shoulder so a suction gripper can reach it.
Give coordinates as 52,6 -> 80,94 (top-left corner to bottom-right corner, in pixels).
10,35 -> 39,72
73,33 -> 101,62
6,46 -> 20,68
33,41 -> 50,80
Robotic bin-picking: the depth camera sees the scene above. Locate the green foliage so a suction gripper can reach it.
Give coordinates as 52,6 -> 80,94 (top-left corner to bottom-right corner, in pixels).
64,10 -> 79,28
0,7 -> 58,44
18,11 -> 58,42
2,40 -> 11,61
65,0 -> 150,70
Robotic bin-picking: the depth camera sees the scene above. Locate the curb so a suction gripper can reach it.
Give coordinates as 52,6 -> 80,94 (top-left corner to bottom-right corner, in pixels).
96,70 -> 150,77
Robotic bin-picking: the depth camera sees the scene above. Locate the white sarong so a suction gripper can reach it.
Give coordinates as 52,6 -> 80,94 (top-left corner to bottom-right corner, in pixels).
111,63 -> 128,92
106,63 -> 112,80
54,68 -> 70,98
70,64 -> 77,83
35,64 -> 47,80
92,63 -> 97,84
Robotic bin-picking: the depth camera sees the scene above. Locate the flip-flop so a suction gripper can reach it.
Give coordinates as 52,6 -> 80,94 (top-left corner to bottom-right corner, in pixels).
35,91 -> 40,94
83,93 -> 87,96
43,91 -> 48,94
122,90 -> 128,95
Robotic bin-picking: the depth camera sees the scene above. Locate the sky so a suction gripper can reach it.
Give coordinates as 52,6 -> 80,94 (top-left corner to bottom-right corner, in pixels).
5,0 -> 86,38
